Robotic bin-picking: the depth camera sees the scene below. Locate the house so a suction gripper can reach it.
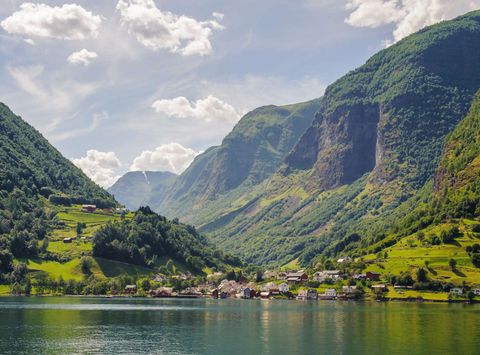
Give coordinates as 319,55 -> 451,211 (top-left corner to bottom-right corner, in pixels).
325,289 -> 337,298
243,287 -> 252,299
319,289 -> 336,300
307,289 -> 318,300
277,272 -> 287,280
63,237 -> 72,244
263,271 -> 278,279
366,271 -> 381,281
450,288 -> 463,296
472,288 -> 480,296
82,204 -> 97,213
124,285 -> 137,294
296,290 -> 308,300
354,274 -> 366,280
371,284 -> 387,293
279,283 -> 290,293
260,291 -> 271,299
313,270 -> 342,282
286,271 -> 308,283
337,256 -> 352,264
152,287 -> 173,297
342,285 -> 357,294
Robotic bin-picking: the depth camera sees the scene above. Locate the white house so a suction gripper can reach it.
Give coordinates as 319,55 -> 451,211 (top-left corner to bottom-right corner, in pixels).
342,285 -> 357,294
313,270 -> 342,282
472,288 -> 480,296
325,289 -> 337,298
450,288 -> 463,296
337,256 -> 352,264
296,290 -> 308,300
279,283 -> 289,293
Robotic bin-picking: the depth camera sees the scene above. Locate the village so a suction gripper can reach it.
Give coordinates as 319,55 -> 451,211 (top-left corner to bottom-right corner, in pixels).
120,267 -> 480,302
54,205 -> 480,303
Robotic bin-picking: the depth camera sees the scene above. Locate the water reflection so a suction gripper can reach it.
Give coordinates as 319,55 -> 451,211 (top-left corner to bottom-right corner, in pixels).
0,298 -> 479,354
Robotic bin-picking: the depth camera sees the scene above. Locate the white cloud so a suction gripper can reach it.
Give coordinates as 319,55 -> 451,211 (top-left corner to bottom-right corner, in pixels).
345,0 -> 480,43
116,0 -> 224,56
67,49 -> 98,66
212,12 -> 224,20
24,38 -> 34,45
152,95 -> 242,123
1,3 -> 102,40
130,143 -> 199,174
72,150 -> 122,188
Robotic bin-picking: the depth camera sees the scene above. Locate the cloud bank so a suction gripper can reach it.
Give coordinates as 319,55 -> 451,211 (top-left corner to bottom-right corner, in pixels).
345,0 -> 480,43
1,3 -> 102,40
72,150 -> 122,188
152,95 -> 242,123
116,0 -> 224,56
130,143 -> 199,174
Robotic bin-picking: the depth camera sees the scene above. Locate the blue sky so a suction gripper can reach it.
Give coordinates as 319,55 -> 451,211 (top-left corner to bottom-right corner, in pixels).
1,0 -> 478,187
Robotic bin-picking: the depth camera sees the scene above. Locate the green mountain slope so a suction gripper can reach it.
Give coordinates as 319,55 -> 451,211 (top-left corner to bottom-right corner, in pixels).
336,91 -> 480,288
0,104 -> 236,290
0,103 -> 116,276
108,171 -> 177,210
154,99 -> 322,220
0,103 -> 115,207
189,11 -> 480,265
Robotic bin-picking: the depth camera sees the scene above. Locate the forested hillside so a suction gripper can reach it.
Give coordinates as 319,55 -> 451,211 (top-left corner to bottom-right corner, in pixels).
0,103 -> 116,279
93,207 -> 241,272
0,104 -> 236,291
150,99 -> 322,220
161,11 -> 480,266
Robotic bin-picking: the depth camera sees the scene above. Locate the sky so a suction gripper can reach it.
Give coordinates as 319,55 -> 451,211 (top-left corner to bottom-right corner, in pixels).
1,0 -> 479,187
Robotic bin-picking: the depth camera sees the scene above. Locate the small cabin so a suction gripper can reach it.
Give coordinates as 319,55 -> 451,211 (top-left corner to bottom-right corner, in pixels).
450,288 -> 463,296
124,285 -> 137,294
279,282 -> 289,293
307,289 -> 318,300
82,205 -> 97,213
63,237 -> 72,244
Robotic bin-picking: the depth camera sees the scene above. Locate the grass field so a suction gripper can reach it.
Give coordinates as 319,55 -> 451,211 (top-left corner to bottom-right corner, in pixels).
50,205 -> 132,240
363,219 -> 480,286
0,285 -> 10,295
26,257 -> 153,281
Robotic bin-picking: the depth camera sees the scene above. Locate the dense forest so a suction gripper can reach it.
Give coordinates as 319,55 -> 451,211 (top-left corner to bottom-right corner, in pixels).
93,207 -> 242,272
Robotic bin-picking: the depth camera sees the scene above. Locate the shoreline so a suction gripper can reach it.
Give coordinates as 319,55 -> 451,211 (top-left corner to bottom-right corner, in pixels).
0,293 -> 477,304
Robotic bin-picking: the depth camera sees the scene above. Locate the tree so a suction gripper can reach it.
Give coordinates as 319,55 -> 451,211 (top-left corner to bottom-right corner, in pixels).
25,278 -> 32,295
449,258 -> 457,270
140,279 -> 151,292
80,257 -> 93,275
416,268 -> 428,283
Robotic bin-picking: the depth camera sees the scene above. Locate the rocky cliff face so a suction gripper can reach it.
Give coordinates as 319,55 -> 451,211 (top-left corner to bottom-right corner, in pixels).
286,12 -> 480,193
154,99 -> 322,217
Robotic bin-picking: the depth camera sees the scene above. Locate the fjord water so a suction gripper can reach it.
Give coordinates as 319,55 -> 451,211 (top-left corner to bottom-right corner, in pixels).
0,297 -> 479,355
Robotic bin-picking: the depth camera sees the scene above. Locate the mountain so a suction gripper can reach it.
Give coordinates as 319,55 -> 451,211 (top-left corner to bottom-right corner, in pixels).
155,11 -> 480,266
154,99 -> 322,221
0,104 -> 236,288
331,91 -> 480,288
0,103 -> 115,207
0,102 -> 116,274
108,171 -> 177,210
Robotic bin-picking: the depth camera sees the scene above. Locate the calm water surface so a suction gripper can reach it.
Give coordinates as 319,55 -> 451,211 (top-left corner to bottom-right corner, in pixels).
0,297 -> 479,355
